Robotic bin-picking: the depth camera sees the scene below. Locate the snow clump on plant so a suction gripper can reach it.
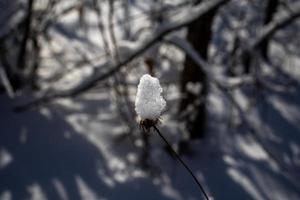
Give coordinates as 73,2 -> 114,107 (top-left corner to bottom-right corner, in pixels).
135,74 -> 166,120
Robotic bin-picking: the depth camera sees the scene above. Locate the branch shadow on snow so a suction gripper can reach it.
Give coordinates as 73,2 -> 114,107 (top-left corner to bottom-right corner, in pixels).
257,85 -> 300,175
202,86 -> 300,200
0,95 -> 174,200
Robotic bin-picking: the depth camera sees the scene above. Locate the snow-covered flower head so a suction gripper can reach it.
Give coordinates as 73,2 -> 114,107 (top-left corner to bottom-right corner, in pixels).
135,74 -> 166,120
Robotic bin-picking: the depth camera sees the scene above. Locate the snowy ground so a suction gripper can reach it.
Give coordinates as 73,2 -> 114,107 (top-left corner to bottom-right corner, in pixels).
1,80 -> 300,200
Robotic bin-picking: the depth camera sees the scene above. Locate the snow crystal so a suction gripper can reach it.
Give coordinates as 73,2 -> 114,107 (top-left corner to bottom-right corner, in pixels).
135,74 -> 166,120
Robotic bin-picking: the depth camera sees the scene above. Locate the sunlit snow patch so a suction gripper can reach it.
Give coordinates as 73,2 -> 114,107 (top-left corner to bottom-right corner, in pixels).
0,148 -> 13,169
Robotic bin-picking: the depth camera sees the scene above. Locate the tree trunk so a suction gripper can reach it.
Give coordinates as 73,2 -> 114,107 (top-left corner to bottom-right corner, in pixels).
179,4 -> 218,140
260,0 -> 279,60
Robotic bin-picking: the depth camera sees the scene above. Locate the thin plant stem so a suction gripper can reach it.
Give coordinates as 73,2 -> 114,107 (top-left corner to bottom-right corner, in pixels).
153,125 -> 210,200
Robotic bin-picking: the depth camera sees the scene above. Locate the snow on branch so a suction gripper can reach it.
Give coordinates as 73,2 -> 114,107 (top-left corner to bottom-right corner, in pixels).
165,36 -> 253,89
15,0 -> 229,111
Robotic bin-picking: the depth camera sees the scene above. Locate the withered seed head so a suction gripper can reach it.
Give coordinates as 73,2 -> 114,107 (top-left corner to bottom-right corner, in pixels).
139,118 -> 161,133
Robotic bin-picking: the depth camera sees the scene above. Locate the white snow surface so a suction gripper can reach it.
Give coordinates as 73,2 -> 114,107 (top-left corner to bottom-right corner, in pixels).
135,74 -> 166,120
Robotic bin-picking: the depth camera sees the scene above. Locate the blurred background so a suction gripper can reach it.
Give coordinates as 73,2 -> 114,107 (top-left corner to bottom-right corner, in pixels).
0,0 -> 300,199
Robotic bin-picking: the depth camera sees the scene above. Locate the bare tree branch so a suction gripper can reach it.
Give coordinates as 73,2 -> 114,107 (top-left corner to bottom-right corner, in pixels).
252,1 -> 300,49
14,0 -> 229,111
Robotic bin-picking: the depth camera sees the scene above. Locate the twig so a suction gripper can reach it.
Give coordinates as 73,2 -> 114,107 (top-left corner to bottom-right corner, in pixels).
153,125 -> 210,200
17,0 -> 34,70
0,66 -> 14,98
108,0 -> 120,62
93,0 -> 111,56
